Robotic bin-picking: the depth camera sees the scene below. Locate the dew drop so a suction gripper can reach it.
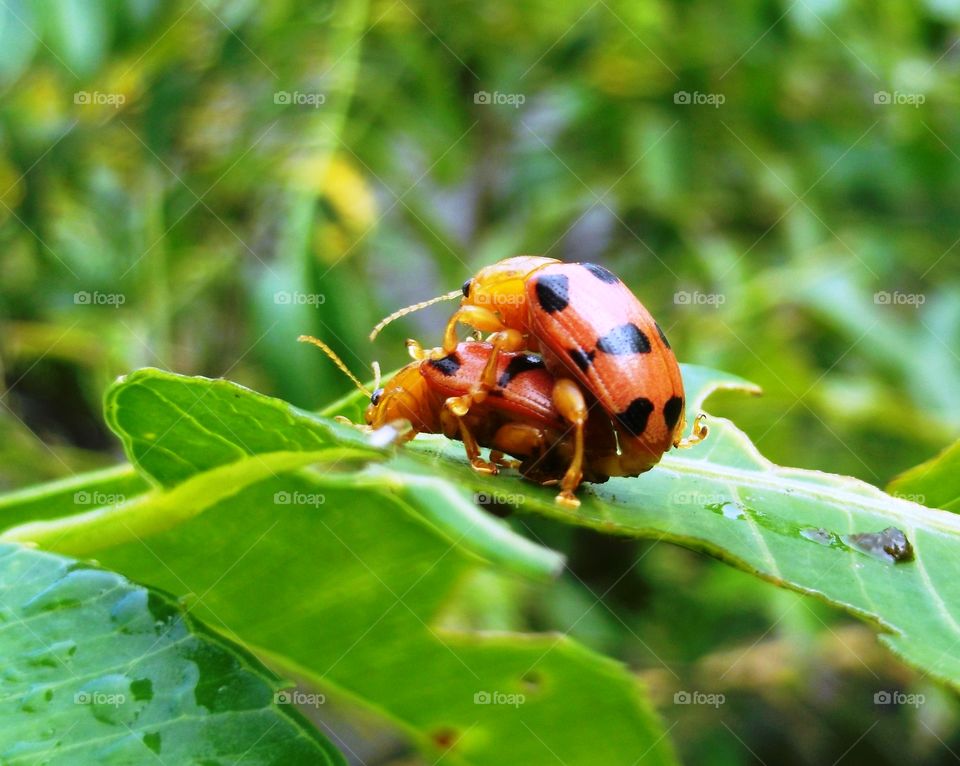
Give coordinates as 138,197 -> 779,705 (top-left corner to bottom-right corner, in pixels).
801,528 -> 835,546
23,640 -> 77,668
109,590 -> 154,634
3,668 -> 24,683
19,685 -> 54,712
22,569 -> 123,615
77,673 -> 148,726
705,501 -> 745,520
845,527 -> 914,564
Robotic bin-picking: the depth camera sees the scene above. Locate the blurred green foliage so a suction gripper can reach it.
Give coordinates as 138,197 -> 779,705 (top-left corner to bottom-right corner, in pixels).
1,0 -> 959,763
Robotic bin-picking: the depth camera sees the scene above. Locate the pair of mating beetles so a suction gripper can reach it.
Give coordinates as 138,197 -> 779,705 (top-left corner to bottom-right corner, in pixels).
302,256 -> 706,508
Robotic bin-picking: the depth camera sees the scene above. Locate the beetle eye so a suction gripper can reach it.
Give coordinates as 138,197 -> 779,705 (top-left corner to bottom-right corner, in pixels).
461,278 -> 472,298
370,387 -> 384,406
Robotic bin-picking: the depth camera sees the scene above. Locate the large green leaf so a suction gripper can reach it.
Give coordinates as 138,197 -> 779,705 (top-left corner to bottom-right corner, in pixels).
412,420 -> 960,690
101,371 -> 381,488
888,439 -> 960,513
303,365 -> 960,689
3,369 -> 676,766
0,542 -> 345,765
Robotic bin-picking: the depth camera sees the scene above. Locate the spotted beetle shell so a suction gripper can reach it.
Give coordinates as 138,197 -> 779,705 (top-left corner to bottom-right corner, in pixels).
420,342 -> 563,430
525,262 -> 685,453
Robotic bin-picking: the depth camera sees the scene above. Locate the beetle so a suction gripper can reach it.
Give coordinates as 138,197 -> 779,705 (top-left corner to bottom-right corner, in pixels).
299,334 -> 681,507
368,257 -> 706,491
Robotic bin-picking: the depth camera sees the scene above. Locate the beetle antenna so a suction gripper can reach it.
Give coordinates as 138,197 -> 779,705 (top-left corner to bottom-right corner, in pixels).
372,361 -> 381,392
298,335 -> 371,396
369,289 -> 461,342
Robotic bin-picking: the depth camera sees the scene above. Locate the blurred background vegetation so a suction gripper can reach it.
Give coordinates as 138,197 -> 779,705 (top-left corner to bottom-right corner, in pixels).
1,0 -> 959,763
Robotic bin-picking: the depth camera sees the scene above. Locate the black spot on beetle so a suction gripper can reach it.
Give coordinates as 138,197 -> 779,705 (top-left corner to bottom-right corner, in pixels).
370,387 -> 384,405
582,262 -> 620,283
497,353 -> 546,387
428,354 -> 462,376
615,397 -> 655,437
596,323 -> 651,355
655,322 -> 671,349
568,348 -> 596,372
534,274 -> 570,313
461,278 -> 472,298
664,396 -> 684,432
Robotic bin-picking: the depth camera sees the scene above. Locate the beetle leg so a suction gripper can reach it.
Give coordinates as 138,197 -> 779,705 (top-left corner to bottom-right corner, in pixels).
674,413 -> 708,449
406,338 -> 427,360
405,338 -> 446,361
551,378 -> 587,509
443,305 -> 507,352
491,422 -> 548,465
442,395 -> 497,474
489,449 -> 522,470
479,328 -> 526,390
334,415 -> 360,427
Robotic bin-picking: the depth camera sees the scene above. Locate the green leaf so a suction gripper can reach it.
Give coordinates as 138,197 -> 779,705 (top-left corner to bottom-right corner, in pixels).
322,361 -> 960,690
422,418 -> 960,690
99,368 -> 560,581
888,439 -> 960,512
0,542 -> 345,765
0,465 -> 148,531
3,368 -> 675,766
102,368 -> 381,487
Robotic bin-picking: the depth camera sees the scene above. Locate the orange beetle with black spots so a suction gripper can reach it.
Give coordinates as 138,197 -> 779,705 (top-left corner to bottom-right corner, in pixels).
300,336 -> 669,506
370,257 -> 707,506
